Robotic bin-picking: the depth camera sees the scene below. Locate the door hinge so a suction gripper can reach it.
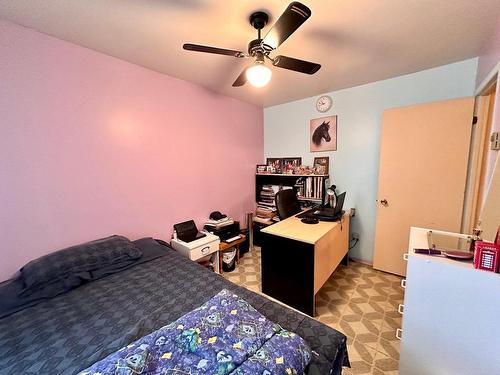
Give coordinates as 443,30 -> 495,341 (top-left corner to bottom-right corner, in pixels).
472,116 -> 478,125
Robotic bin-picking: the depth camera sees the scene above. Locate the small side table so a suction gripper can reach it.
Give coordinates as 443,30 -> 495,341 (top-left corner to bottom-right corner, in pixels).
219,234 -> 246,273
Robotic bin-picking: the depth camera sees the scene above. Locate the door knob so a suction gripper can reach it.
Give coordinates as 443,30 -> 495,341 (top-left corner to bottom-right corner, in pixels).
380,199 -> 388,206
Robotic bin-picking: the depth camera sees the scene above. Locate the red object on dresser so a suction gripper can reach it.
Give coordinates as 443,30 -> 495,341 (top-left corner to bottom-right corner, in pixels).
474,227 -> 500,273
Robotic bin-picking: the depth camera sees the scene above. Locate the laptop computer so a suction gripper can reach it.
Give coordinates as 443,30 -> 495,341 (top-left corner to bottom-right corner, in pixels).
312,192 -> 346,221
174,220 -> 206,243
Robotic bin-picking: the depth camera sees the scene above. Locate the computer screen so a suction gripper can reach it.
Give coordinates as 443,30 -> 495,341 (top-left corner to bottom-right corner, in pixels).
334,192 -> 346,215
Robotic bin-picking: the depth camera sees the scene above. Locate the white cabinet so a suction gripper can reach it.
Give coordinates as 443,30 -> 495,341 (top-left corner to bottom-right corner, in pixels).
171,233 -> 220,273
399,227 -> 500,375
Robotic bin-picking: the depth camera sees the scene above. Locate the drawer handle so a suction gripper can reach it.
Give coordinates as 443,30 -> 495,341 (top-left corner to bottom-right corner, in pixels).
398,304 -> 404,315
403,253 -> 409,261
201,246 -> 210,254
396,328 -> 403,340
401,279 -> 406,289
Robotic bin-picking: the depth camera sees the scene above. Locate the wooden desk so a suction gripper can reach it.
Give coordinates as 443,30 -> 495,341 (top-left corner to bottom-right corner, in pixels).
260,213 -> 350,316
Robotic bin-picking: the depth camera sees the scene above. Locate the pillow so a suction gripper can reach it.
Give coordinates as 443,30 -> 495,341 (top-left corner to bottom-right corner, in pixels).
20,235 -> 142,293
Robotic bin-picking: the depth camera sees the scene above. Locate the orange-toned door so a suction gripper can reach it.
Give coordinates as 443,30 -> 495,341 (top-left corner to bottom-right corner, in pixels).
373,98 -> 475,276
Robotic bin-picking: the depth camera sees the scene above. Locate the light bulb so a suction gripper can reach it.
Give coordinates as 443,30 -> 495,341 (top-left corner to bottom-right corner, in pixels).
246,63 -> 272,87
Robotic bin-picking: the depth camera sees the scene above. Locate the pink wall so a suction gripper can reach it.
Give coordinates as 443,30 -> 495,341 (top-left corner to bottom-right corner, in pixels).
0,20 -> 263,281
476,22 -> 500,197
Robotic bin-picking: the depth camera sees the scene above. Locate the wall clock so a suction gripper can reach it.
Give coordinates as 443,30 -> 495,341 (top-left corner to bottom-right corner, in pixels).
316,95 -> 332,113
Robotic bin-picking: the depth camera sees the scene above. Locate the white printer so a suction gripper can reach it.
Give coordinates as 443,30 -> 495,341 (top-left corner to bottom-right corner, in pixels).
170,220 -> 220,273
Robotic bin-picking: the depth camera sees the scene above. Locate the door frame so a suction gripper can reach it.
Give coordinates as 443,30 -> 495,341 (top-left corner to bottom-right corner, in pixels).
462,76 -> 497,234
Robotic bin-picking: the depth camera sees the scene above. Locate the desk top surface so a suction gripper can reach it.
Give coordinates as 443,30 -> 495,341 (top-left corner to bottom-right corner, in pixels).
219,234 -> 246,250
261,212 -> 347,244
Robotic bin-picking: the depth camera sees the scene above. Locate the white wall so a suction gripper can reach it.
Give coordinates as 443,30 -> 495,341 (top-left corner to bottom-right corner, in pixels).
264,59 -> 478,263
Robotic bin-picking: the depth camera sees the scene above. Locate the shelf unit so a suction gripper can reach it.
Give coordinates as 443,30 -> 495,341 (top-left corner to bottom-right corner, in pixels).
255,174 -> 329,205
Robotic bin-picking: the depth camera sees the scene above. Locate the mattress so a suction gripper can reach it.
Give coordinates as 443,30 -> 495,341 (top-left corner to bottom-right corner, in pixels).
0,238 -> 348,374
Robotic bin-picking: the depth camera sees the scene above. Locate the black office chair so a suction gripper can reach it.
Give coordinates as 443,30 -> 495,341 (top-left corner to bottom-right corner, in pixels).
275,189 -> 302,220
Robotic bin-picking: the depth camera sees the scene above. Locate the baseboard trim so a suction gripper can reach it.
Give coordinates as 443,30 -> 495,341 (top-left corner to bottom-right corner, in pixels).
349,257 -> 373,266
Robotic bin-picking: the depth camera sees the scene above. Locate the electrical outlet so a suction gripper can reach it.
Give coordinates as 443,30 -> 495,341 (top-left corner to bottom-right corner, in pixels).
352,232 -> 360,240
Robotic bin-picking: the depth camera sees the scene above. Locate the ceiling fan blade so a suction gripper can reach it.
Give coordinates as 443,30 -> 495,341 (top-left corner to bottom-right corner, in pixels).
273,55 -> 321,74
262,2 -> 311,50
232,68 -> 248,87
183,43 -> 245,58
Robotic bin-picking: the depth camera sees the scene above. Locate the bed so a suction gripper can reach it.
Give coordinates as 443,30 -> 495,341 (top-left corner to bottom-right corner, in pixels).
0,237 -> 349,374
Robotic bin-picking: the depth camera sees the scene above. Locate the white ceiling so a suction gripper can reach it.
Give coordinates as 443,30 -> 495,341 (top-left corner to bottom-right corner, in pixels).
1,0 -> 499,107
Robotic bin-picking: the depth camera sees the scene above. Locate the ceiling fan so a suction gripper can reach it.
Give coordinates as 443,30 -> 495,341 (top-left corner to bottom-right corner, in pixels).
183,2 -> 321,88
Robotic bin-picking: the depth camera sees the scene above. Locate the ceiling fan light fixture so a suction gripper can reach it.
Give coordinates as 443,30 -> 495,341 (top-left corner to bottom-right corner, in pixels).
246,63 -> 272,88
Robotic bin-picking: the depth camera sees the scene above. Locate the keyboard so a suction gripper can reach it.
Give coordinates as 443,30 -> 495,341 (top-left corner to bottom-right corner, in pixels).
314,208 -> 336,216
297,208 -> 343,222
224,235 -> 242,243
296,209 -> 314,218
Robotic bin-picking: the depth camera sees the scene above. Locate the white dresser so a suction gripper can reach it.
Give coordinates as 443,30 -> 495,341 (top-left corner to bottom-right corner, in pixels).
399,227 -> 500,374
171,232 -> 220,273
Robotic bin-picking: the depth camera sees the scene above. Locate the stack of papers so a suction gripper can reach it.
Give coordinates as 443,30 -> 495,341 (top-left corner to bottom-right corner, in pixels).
205,217 -> 234,228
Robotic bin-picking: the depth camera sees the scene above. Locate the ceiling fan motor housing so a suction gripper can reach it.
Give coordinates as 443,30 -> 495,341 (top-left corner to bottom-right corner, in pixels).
248,39 -> 264,56
248,11 -> 270,57
249,11 -> 269,30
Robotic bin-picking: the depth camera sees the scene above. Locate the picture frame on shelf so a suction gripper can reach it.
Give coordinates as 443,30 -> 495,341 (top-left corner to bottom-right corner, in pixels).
313,156 -> 329,175
282,157 -> 302,173
256,164 -> 267,174
266,158 -> 282,174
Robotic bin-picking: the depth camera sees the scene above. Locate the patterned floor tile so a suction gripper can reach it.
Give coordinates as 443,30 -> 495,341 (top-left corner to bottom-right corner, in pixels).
373,351 -> 399,373
223,248 -> 403,374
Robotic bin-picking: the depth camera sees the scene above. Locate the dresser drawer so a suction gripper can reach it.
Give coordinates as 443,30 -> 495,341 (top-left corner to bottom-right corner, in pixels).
188,241 -> 219,261
171,234 -> 220,262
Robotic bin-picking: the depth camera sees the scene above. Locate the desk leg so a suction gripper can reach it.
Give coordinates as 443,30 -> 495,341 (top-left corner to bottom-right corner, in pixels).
214,251 -> 220,274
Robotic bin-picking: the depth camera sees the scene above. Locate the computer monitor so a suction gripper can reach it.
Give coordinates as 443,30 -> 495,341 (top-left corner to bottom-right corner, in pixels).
333,192 -> 346,216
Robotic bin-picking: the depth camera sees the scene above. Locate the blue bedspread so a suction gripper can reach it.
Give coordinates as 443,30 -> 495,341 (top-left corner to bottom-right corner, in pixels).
79,289 -> 311,375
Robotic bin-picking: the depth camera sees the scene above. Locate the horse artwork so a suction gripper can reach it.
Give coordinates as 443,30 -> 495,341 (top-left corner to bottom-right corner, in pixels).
310,115 -> 337,152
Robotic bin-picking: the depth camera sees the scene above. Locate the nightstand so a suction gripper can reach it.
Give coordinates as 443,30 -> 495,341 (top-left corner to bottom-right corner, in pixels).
171,233 -> 221,273
219,234 -> 246,273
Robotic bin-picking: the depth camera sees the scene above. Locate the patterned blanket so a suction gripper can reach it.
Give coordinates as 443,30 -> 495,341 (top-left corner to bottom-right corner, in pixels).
79,290 -> 311,375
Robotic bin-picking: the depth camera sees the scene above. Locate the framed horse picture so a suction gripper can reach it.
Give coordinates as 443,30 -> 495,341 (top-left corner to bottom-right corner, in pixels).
310,115 -> 337,152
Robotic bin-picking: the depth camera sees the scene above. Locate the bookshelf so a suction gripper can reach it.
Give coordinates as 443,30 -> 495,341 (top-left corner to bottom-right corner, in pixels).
255,174 -> 330,206
253,173 -> 329,247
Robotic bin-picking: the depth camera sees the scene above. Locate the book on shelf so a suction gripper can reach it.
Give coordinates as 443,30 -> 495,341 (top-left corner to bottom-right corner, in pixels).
297,176 -> 324,200
259,203 -> 275,208
256,206 -> 277,219
253,216 -> 273,225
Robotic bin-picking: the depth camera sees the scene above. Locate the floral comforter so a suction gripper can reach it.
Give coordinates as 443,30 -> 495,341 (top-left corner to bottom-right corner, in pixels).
79,289 -> 311,375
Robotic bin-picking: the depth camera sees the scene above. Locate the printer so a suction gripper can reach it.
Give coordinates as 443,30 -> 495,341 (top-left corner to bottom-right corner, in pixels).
203,221 -> 240,242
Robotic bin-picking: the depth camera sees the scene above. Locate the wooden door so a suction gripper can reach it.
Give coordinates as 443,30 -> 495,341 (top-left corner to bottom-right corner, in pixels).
373,98 -> 475,276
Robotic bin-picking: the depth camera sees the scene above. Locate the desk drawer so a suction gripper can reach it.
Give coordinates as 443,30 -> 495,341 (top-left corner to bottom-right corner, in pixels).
188,241 -> 219,261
